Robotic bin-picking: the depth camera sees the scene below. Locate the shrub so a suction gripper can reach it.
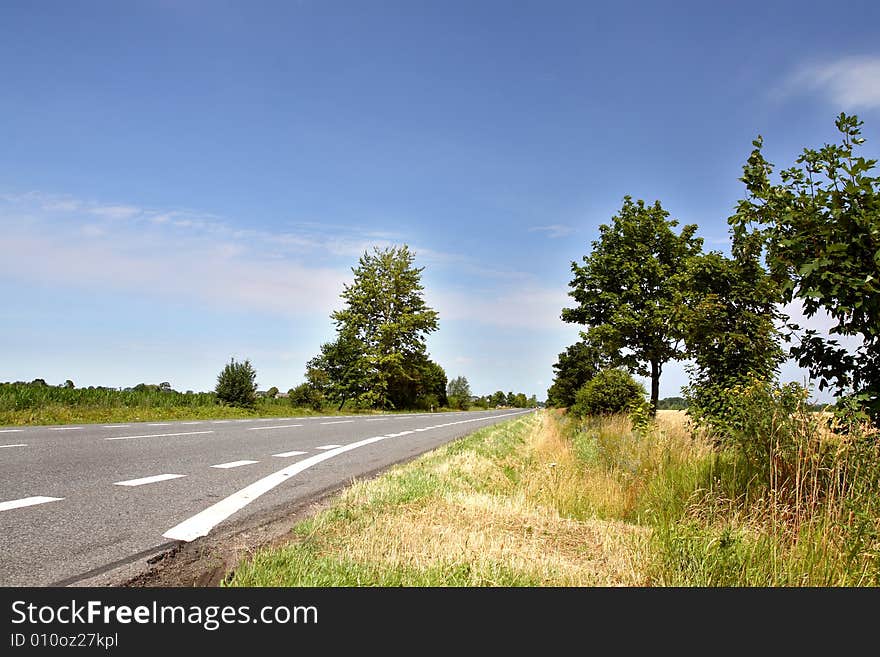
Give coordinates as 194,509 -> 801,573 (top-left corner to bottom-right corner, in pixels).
289,383 -> 324,411
266,386 -> 279,399
215,358 -> 257,408
570,369 -> 645,417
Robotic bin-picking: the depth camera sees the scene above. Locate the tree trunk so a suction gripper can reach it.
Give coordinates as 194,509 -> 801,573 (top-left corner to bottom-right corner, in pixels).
650,360 -> 660,417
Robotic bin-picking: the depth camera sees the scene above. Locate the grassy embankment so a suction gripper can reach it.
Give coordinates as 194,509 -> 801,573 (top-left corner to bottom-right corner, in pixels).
228,407 -> 880,586
0,383 -> 466,426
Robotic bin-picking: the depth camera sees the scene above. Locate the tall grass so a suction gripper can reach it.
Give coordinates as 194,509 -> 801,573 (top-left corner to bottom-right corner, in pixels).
556,403 -> 880,586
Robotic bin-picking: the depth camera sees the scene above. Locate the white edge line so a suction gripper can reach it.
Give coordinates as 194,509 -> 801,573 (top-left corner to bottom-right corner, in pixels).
0,429 -> 25,433
246,424 -> 303,431
162,410 -> 527,542
320,420 -> 355,425
0,443 -> 27,449
0,496 -> 64,512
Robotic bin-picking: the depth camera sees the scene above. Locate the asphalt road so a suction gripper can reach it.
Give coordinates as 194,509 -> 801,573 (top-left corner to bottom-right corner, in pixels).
0,408 -> 532,586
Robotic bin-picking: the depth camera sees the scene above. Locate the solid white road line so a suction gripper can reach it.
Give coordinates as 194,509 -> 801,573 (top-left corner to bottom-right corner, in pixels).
211,420 -> 233,424
0,429 -> 25,433
272,450 -> 307,458
147,423 -> 171,426
315,444 -> 343,450
162,434 -> 389,542
162,410 -> 530,542
0,496 -> 64,512
320,420 -> 354,425
365,418 -> 387,422
102,425 -> 131,428
49,427 -> 81,431
0,443 -> 27,449
246,424 -> 303,431
180,422 -> 202,425
106,430 -> 214,441
114,473 -> 186,487
211,460 -> 259,469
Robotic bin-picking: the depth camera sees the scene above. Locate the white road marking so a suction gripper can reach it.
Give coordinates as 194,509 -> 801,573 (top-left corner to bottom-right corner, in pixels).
147,423 -> 171,426
365,418 -> 388,422
211,420 -> 233,424
0,443 -> 27,449
211,460 -> 259,469
162,410 -> 531,542
320,420 -> 354,425
272,450 -> 307,458
0,496 -> 64,512
315,444 -> 343,450
106,430 -> 214,441
114,473 -> 186,487
246,424 -> 303,431
0,429 -> 24,433
49,427 -> 81,431
102,425 -> 131,428
179,422 -> 202,425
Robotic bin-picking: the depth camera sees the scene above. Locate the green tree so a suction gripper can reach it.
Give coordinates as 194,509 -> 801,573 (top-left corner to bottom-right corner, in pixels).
63,379 -> 75,389
215,358 -> 257,408
266,386 -> 279,399
681,242 -> 784,433
730,113 -> 880,419
289,383 -> 324,410
513,392 -> 529,408
562,196 -> 703,415
490,390 -> 506,407
546,337 -> 613,408
570,369 -> 646,417
326,246 -> 439,409
307,330 -> 373,410
447,376 -> 472,410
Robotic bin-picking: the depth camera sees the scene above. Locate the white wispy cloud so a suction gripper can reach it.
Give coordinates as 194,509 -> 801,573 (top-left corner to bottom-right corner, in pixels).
783,55 -> 880,109
528,224 -> 575,238
0,191 -> 562,331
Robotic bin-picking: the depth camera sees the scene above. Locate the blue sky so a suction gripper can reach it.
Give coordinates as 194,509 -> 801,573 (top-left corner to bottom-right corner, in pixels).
1,1 -> 879,400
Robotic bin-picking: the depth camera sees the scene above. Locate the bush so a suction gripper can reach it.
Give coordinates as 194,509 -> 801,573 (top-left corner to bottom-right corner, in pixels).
266,386 -> 279,399
289,383 -> 324,411
570,369 -> 645,417
215,358 -> 257,408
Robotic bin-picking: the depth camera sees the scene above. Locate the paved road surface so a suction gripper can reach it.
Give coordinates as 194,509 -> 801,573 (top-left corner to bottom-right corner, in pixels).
0,409 -> 532,586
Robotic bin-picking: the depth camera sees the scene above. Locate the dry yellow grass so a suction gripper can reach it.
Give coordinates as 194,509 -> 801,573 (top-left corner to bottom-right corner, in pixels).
238,412 -> 651,586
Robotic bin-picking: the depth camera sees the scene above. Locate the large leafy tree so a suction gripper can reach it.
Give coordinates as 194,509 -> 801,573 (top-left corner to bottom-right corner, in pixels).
314,245 -> 439,410
447,376 -> 472,410
546,337 -> 614,408
562,196 -> 703,414
730,113 -> 880,419
681,236 -> 785,431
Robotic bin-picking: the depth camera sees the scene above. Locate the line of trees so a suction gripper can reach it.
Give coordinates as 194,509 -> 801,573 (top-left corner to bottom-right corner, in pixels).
550,113 -> 880,427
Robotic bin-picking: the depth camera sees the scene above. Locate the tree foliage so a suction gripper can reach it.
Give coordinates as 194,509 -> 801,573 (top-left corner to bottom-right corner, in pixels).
546,337 -> 613,408
570,369 -> 645,417
447,375 -> 472,410
307,246 -> 440,410
730,113 -> 880,419
562,196 -> 703,414
215,358 -> 257,408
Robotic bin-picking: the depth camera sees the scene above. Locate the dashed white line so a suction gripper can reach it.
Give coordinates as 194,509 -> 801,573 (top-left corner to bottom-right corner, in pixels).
0,429 -> 24,433
272,450 -> 307,458
211,420 -> 233,424
0,443 -> 27,449
114,473 -> 186,487
246,424 -> 303,431
106,430 -> 214,441
102,425 -> 131,428
211,460 -> 259,469
179,422 -> 202,425
365,418 -> 388,422
320,420 -> 354,425
49,427 -> 81,431
0,496 -> 64,512
315,444 -> 343,450
147,423 -> 171,427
